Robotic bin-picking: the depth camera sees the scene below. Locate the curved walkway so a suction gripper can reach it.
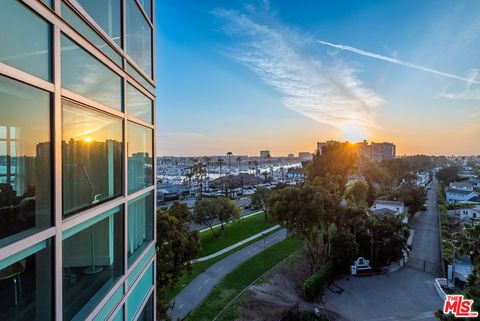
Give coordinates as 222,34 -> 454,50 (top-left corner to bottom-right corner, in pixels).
194,224 -> 281,262
169,228 -> 287,320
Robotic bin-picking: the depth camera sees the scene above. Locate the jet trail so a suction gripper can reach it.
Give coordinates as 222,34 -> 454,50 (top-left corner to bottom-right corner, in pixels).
317,40 -> 479,84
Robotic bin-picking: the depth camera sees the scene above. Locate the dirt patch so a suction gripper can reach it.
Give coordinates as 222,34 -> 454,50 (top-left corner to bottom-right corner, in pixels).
234,251 -> 315,321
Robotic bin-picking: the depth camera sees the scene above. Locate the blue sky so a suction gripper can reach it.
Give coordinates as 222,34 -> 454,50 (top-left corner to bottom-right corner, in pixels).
155,0 -> 480,156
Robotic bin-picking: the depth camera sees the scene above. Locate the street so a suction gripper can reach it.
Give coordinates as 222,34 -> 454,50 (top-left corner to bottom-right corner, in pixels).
407,179 -> 443,276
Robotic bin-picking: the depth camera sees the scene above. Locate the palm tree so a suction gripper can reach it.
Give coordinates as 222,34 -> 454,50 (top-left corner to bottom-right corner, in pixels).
236,156 -> 241,171
247,160 -> 252,174
226,152 -> 233,174
217,158 -> 225,176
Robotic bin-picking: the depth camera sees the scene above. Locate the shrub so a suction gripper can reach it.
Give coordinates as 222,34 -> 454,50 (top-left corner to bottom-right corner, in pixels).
303,260 -> 335,300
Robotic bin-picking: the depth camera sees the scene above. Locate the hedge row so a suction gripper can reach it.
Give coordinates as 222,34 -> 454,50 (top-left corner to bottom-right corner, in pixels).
303,260 -> 335,300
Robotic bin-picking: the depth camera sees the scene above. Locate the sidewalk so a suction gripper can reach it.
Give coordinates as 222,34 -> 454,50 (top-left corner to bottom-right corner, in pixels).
194,224 -> 281,262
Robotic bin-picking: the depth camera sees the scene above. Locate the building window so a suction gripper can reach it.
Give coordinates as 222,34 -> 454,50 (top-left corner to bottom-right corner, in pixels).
62,101 -> 123,216
62,206 -> 124,321
127,83 -> 153,124
0,1 -> 51,81
126,0 -> 152,78
137,0 -> 152,21
127,122 -> 153,194
0,76 -> 51,247
0,239 -> 53,321
128,192 -> 153,267
61,34 -> 123,111
137,294 -> 154,321
61,2 -> 122,66
75,0 -> 122,47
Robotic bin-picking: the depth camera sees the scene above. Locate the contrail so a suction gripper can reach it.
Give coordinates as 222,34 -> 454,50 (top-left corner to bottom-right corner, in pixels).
317,40 -> 479,84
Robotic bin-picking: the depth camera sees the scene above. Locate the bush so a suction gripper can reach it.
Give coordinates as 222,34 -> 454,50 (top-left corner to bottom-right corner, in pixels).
303,260 -> 335,300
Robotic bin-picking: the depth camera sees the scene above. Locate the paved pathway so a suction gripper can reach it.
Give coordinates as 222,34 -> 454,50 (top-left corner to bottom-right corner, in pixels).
169,229 -> 287,320
408,179 -> 443,276
194,224 -> 281,262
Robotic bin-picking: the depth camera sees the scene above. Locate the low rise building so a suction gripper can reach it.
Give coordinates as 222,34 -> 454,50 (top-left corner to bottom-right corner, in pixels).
298,152 -> 313,160
371,200 -> 407,224
450,181 -> 475,191
445,188 -> 479,204
449,206 -> 480,226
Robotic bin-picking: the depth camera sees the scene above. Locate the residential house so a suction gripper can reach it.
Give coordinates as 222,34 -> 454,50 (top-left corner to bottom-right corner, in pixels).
449,206 -> 480,226
450,181 -> 475,191
371,200 -> 408,224
445,188 -> 479,204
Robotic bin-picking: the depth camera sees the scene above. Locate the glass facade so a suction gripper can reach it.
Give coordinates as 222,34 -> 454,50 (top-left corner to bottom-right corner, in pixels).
0,76 -> 51,248
126,0 -> 153,79
127,122 -> 153,194
128,192 -> 153,267
76,0 -> 122,47
63,207 -> 123,321
127,83 -> 153,123
62,101 -> 123,216
61,34 -> 123,111
0,1 -> 51,81
0,1 -> 156,320
0,239 -> 53,321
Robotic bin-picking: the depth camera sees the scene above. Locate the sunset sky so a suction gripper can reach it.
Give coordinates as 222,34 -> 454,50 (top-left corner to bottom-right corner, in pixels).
156,0 -> 480,157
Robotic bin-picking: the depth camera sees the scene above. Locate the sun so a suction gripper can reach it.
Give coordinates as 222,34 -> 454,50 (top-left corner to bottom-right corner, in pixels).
339,121 -> 367,143
84,137 -> 92,143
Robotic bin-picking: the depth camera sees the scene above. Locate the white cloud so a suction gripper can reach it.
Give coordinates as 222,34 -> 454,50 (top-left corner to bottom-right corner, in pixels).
212,7 -> 382,130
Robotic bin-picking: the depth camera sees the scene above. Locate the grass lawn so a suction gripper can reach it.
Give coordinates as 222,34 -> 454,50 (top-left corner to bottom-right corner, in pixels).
165,223 -> 280,302
185,238 -> 304,321
199,211 -> 275,257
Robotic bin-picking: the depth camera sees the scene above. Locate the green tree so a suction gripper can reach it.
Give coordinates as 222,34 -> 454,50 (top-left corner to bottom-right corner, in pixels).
251,187 -> 271,220
194,198 -> 219,237
436,166 -> 459,184
345,181 -> 369,209
168,201 -> 191,222
331,233 -> 358,273
215,197 -> 240,230
306,142 -> 357,184
156,209 -> 200,319
269,184 -> 337,273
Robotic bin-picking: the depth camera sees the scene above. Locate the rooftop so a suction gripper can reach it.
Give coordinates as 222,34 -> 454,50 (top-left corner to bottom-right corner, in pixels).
446,188 -> 476,195
373,200 -> 404,206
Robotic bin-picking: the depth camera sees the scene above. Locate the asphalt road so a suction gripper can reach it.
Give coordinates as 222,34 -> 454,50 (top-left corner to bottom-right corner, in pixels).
324,268 -> 443,321
169,228 -> 287,320
408,179 -> 443,276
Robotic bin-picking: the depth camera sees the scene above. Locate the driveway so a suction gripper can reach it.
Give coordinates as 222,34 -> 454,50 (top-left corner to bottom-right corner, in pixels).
408,179 -> 443,276
169,229 -> 287,320
324,268 -> 443,321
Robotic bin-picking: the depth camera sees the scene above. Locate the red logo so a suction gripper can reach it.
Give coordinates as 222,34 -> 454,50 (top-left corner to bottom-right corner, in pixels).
443,295 -> 478,318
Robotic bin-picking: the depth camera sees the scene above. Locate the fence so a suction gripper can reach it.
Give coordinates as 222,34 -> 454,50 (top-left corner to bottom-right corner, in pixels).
407,257 -> 443,276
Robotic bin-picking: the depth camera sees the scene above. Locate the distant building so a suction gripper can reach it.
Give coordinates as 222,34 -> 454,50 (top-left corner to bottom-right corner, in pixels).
287,153 -> 295,158
298,152 -> 313,160
317,140 -> 396,162
371,200 -> 407,224
317,140 -> 337,155
260,150 -> 271,158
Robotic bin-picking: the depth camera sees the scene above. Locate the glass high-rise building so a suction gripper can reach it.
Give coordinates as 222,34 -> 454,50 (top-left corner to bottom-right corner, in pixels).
0,1 -> 156,320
